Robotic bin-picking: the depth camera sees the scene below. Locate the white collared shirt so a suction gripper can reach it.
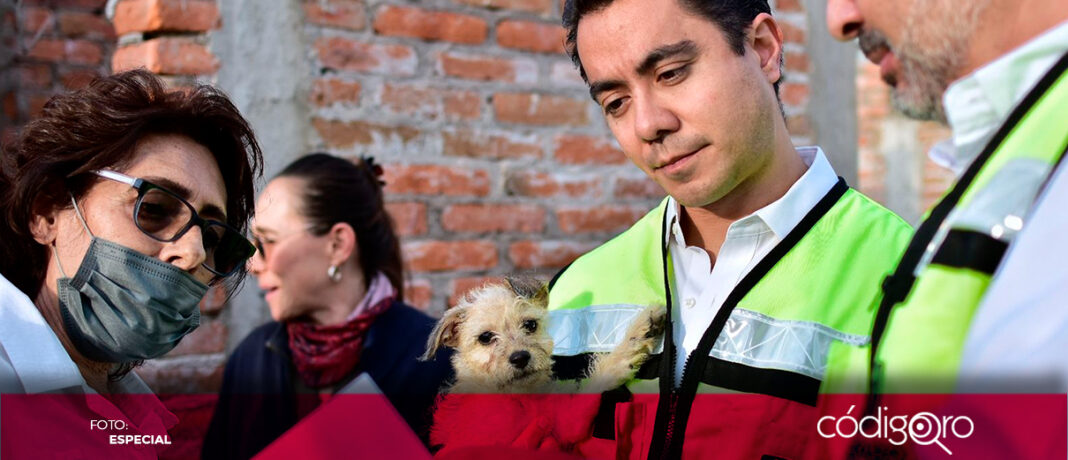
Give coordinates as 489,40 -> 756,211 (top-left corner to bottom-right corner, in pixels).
932,20 -> 1068,174
665,146 -> 839,385
953,20 -> 1068,392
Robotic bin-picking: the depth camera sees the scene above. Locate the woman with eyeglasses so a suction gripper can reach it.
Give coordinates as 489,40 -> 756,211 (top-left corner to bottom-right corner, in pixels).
0,70 -> 261,454
202,153 -> 453,459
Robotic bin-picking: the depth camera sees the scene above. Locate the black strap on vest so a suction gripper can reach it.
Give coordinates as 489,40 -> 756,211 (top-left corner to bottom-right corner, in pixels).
868,50 -> 1068,395
647,178 -> 849,460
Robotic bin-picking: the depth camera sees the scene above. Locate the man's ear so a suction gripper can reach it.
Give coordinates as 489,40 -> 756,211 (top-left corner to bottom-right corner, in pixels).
421,306 -> 465,360
325,222 -> 357,267
29,198 -> 60,246
749,12 -> 784,86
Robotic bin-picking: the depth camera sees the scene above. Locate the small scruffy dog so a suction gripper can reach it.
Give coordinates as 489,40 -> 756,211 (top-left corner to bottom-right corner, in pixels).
422,277 -> 666,394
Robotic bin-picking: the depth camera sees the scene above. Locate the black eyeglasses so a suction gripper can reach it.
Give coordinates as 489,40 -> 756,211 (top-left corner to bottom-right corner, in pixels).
93,170 -> 256,278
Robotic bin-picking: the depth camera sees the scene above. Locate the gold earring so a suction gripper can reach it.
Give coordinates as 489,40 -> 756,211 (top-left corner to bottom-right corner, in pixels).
327,265 -> 342,282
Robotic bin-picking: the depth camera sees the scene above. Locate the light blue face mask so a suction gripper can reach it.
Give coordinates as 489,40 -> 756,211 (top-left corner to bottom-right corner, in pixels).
55,195 -> 206,363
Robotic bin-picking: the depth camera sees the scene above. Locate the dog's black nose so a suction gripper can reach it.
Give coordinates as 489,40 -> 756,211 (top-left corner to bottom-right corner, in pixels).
509,351 -> 531,369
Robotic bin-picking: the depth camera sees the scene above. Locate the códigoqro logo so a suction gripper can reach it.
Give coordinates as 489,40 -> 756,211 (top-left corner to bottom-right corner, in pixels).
817,405 -> 974,455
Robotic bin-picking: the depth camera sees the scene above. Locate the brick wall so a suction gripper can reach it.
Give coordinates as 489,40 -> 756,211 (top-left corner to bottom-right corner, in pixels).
1,0 -> 114,143
855,56 -> 953,222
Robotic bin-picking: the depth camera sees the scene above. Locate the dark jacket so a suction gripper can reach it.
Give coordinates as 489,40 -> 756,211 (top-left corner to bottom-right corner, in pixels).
201,301 -> 453,460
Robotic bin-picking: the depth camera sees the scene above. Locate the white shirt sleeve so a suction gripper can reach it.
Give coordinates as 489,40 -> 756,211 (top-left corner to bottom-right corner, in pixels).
958,161 -> 1068,392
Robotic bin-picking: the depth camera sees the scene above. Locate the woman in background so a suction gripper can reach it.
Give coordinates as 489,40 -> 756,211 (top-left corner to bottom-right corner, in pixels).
203,153 -> 452,459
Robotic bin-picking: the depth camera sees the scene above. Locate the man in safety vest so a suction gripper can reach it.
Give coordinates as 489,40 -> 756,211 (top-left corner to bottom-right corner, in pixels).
825,0 -> 1068,396
546,0 -> 913,458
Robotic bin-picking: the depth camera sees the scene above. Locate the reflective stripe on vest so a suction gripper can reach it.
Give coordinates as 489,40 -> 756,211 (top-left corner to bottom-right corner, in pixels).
873,51 -> 1068,394
550,305 -> 868,381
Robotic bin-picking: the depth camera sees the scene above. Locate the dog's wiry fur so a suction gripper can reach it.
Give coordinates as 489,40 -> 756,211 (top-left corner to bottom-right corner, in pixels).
423,277 -> 666,394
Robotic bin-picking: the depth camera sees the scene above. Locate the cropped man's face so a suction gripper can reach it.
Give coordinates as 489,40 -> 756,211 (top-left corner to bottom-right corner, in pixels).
577,0 -> 783,208
826,0 -> 992,122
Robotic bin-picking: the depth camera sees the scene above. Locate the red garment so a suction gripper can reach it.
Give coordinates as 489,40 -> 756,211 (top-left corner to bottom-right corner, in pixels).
286,296 -> 393,388
430,394 -> 610,458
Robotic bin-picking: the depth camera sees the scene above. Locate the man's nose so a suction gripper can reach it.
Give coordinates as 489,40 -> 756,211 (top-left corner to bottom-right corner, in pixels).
633,93 -> 680,144
826,0 -> 864,41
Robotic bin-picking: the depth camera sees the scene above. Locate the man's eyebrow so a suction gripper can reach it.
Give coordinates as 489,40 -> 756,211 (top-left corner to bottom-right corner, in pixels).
636,40 -> 698,76
589,79 -> 625,102
145,176 -> 227,221
587,40 -> 699,102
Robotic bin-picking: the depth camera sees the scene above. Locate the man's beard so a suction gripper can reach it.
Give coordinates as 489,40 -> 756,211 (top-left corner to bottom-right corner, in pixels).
861,0 -> 991,123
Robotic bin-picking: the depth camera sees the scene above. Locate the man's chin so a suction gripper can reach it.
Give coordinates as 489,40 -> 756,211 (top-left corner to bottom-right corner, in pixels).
890,84 -> 947,123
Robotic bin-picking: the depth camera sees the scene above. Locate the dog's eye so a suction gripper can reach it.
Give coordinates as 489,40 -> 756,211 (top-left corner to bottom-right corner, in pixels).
477,331 -> 495,345
521,319 -> 538,334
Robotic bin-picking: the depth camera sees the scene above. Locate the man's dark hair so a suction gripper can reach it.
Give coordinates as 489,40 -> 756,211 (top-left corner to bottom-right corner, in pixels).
276,153 -> 406,302
0,69 -> 263,298
563,0 -> 780,94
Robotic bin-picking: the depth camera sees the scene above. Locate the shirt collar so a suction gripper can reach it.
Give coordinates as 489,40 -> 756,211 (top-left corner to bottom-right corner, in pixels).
663,146 -> 839,247
935,20 -> 1068,174
0,275 -> 85,394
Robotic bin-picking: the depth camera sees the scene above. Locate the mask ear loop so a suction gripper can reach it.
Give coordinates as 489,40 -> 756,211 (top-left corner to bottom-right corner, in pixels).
53,193 -> 97,278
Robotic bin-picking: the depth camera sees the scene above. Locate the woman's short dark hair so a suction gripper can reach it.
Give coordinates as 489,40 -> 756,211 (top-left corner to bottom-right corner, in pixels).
0,69 -> 263,297
276,153 -> 406,301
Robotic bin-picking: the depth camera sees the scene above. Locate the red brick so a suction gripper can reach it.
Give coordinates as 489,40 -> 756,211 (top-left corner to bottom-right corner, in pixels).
17,63 -> 53,89
437,52 -> 535,83
781,82 -> 809,106
554,134 -> 626,165
58,11 -> 115,38
316,36 -> 416,75
556,206 -> 647,234
454,0 -> 553,14
310,78 -> 361,106
166,319 -> 227,356
404,278 -> 432,311
505,171 -> 601,198
381,84 -> 480,120
113,0 -> 219,35
779,21 -> 806,44
112,38 -> 218,75
404,240 -> 498,272
66,39 -> 103,65
59,68 -> 100,89
443,131 -> 541,160
312,118 -> 420,148
449,276 -> 501,308
497,20 -> 565,53
373,5 -> 487,44
20,6 -> 53,32
383,164 -> 491,197
385,201 -> 428,236
785,51 -> 810,73
508,240 -> 599,269
615,176 -> 665,199
444,91 -> 481,120
442,204 -> 545,233
493,92 -> 588,126
303,0 -> 366,31
26,39 -> 65,62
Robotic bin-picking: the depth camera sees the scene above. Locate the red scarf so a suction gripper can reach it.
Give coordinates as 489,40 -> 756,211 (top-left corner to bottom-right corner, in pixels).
286,296 -> 393,388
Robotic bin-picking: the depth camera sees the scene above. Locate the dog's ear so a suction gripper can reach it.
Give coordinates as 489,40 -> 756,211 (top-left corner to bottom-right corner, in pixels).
421,306 -> 465,361
505,276 -> 548,306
